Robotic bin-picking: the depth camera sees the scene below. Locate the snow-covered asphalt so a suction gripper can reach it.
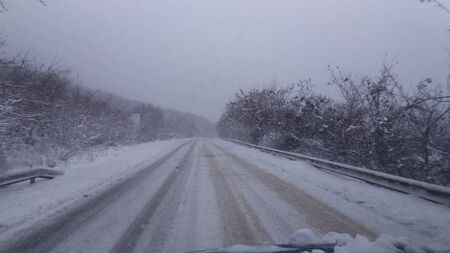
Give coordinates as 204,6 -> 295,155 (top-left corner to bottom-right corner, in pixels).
1,138 -> 449,252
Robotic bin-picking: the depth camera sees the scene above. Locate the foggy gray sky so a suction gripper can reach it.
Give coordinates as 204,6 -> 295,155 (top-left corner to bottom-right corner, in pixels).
1,0 -> 449,121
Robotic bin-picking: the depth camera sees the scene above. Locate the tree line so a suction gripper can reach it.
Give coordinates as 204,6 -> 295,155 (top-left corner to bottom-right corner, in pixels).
217,65 -> 450,185
0,44 -> 214,171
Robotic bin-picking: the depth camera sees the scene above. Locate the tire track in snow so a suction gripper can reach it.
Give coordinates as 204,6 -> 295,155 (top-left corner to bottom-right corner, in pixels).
110,141 -> 197,253
0,141 -> 192,253
208,141 -> 302,242
214,142 -> 376,239
134,141 -> 201,253
206,145 -> 273,246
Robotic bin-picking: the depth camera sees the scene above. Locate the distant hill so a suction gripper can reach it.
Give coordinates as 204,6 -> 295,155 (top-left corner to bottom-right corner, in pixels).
77,85 -> 217,137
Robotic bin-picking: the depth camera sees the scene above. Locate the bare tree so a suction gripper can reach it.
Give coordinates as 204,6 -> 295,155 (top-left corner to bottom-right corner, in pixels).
420,0 -> 450,13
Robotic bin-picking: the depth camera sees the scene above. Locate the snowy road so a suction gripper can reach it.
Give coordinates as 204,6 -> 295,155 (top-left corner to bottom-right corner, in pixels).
1,138 -> 449,252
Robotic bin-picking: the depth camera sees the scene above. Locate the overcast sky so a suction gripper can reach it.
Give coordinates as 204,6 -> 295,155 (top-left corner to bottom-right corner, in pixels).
1,0 -> 449,121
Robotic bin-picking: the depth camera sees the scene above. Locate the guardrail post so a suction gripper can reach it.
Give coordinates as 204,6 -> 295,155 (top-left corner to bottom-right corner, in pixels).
30,177 -> 36,184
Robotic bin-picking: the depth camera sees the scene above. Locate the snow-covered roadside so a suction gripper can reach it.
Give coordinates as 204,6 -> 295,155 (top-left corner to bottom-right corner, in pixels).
0,138 -> 188,243
215,139 -> 450,249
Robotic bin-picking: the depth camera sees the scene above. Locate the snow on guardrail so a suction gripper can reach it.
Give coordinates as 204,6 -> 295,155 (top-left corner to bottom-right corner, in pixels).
0,168 -> 63,187
227,139 -> 450,206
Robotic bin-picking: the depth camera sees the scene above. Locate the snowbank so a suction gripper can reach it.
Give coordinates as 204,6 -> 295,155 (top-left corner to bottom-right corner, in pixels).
0,138 -> 188,243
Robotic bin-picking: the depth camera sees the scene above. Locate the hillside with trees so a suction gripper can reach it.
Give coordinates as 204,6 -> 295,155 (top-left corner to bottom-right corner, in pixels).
0,44 -> 215,172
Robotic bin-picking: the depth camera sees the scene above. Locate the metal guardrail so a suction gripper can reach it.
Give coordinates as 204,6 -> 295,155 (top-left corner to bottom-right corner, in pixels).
0,168 -> 63,188
227,139 -> 450,206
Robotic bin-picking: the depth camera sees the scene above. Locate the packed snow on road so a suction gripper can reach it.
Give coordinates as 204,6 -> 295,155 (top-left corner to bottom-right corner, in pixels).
0,139 -> 449,253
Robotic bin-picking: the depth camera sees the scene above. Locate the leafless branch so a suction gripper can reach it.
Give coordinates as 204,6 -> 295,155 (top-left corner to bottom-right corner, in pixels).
0,1 -> 6,11
431,0 -> 450,13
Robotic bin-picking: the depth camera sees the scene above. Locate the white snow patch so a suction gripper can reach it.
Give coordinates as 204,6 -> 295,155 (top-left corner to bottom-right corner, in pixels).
291,229 -> 449,253
210,229 -> 449,253
289,228 -> 321,245
322,232 -> 353,246
334,234 -> 449,253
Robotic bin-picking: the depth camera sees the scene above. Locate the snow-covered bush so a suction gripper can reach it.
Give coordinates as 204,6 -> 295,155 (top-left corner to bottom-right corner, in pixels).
217,66 -> 450,185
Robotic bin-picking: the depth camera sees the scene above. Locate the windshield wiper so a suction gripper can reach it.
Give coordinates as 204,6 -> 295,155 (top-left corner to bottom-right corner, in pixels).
188,243 -> 336,253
